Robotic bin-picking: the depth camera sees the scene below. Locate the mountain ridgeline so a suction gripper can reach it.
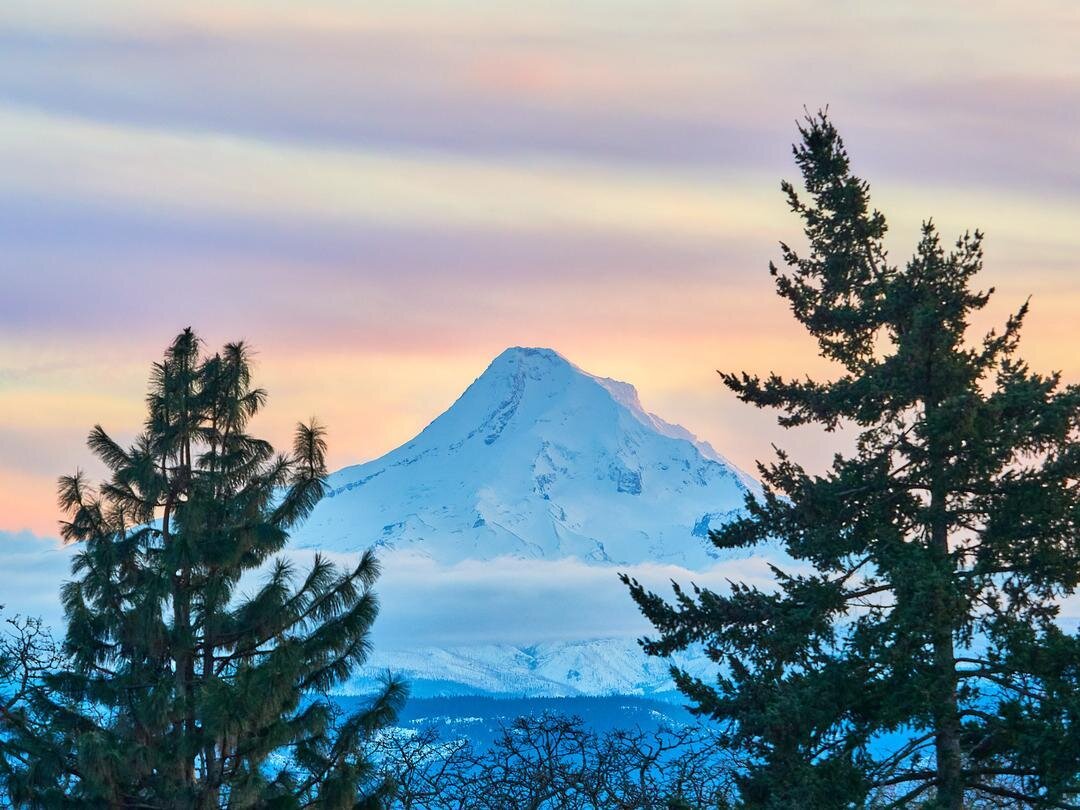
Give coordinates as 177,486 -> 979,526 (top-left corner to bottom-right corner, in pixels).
291,347 -> 757,569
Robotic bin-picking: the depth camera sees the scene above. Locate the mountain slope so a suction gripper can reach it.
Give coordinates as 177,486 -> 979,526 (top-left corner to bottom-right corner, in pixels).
292,347 -> 756,569
352,638 -> 714,699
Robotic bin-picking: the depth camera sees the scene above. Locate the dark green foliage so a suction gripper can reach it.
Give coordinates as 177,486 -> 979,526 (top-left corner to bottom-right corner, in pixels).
3,329 -> 405,808
624,114 -> 1080,808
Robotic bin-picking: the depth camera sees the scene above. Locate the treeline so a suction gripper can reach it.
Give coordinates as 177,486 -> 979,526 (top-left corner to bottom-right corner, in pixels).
373,714 -> 736,809
370,713 -> 1053,810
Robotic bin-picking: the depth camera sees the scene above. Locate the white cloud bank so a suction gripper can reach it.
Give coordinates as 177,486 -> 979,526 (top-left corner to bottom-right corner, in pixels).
0,531 -> 782,647
3,532 -> 1076,648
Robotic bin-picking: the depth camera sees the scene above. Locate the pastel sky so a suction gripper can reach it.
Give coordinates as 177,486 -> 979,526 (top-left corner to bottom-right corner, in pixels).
2,1 -> 1079,537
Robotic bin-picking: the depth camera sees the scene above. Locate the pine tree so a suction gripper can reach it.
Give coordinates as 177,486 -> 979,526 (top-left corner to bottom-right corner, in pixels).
624,114 -> 1080,808
8,329 -> 405,808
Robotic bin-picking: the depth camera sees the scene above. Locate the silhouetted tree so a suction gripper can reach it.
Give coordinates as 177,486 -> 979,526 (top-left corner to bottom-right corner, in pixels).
0,609 -> 67,802
625,113 -> 1080,808
4,329 -> 404,808
376,713 -> 737,809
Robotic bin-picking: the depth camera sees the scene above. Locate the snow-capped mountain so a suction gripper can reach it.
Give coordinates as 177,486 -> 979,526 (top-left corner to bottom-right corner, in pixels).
291,347 -> 765,698
292,347 -> 757,569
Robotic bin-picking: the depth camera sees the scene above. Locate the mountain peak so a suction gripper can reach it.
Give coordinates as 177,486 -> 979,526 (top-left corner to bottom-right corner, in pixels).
484,346 -> 577,384
483,346 -> 643,411
475,348 -> 743,474
492,346 -> 569,365
298,348 -> 758,567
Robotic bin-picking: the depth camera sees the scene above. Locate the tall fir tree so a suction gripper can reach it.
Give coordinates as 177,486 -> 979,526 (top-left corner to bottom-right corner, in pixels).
4,329 -> 404,808
624,114 -> 1080,808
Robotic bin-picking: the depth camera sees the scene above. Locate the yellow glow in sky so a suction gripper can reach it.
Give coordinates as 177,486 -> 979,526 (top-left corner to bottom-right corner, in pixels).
1,1 -> 1078,535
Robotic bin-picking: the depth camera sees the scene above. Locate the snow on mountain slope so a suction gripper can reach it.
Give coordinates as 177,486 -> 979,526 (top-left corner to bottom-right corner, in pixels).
351,638 -> 714,699
292,347 -> 758,569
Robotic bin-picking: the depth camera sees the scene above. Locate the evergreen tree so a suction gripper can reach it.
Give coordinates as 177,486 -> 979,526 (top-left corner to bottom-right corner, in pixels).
624,114 -> 1080,808
6,329 -> 404,808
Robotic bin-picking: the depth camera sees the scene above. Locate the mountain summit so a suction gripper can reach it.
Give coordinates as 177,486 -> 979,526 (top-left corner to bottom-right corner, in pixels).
291,347 -> 756,568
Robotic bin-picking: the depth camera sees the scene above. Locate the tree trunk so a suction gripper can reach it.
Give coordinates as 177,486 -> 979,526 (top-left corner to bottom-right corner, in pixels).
929,443 -> 963,810
931,591 -> 963,809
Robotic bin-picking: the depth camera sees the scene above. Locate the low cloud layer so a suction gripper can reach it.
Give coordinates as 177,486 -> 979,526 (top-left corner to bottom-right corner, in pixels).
4,531 -> 1078,652
0,530 -> 784,647
351,549 -> 781,647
